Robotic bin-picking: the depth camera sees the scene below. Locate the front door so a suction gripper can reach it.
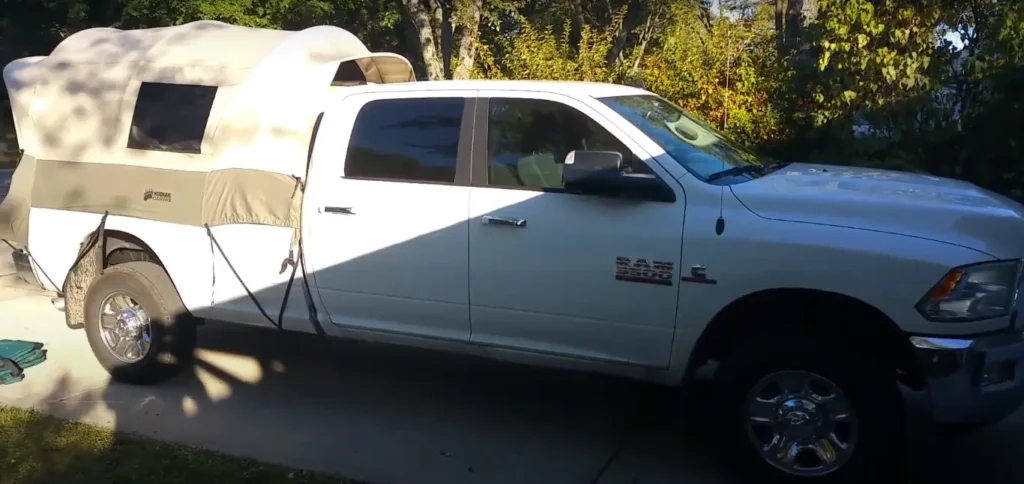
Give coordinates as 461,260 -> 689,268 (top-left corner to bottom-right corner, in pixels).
467,92 -> 685,367
305,91 -> 476,341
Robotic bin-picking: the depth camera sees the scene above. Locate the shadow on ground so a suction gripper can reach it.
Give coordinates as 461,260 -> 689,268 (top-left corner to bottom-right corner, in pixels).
4,319 -> 736,484
5,318 -> 1024,484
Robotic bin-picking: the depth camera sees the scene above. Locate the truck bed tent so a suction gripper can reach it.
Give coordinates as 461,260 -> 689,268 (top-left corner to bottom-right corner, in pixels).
0,20 -> 416,248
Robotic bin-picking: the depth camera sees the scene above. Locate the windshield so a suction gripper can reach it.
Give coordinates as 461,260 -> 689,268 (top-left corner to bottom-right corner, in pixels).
599,94 -> 761,181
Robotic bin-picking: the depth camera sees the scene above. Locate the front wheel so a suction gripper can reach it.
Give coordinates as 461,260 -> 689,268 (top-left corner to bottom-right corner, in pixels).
714,332 -> 905,483
84,261 -> 198,385
935,422 -> 982,440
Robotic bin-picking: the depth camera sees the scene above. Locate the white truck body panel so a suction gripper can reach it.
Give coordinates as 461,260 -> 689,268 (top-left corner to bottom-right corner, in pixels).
13,27 -> 1024,479
730,162 -> 1024,259
466,89 -> 684,367
305,89 -> 478,342
13,78 -> 1024,386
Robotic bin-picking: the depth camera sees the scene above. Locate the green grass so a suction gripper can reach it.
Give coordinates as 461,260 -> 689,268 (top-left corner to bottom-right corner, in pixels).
0,405 -> 355,484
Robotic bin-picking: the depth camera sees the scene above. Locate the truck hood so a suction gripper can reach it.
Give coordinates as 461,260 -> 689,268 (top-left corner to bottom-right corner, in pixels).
729,163 -> 1024,258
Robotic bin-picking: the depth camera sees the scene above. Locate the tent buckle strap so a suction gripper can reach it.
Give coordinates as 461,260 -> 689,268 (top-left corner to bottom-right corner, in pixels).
204,224 -> 324,336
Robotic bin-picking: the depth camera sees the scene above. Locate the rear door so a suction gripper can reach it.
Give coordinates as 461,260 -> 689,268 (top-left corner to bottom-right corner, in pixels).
304,90 -> 477,341
467,91 -> 685,367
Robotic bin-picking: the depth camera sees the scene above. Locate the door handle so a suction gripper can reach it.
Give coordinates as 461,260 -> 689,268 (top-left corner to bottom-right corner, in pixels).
322,206 -> 354,215
482,215 -> 526,228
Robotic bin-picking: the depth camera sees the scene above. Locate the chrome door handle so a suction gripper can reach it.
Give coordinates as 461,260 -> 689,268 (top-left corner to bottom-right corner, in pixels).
322,206 -> 354,215
482,215 -> 526,228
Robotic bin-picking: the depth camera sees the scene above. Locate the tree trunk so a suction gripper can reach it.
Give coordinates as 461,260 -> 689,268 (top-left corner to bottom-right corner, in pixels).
400,0 -> 445,80
629,8 -> 663,76
569,0 -> 586,46
775,0 -> 785,55
607,22 -> 629,70
630,33 -> 651,76
608,2 -> 668,71
784,0 -> 803,47
452,0 -> 484,80
801,0 -> 818,24
785,0 -> 816,49
442,5 -> 453,79
425,0 -> 453,79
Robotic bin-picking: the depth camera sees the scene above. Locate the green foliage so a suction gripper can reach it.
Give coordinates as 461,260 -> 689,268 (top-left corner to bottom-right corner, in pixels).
0,0 -> 1021,199
640,1 -> 789,146
804,0 -> 953,126
475,18 -> 618,82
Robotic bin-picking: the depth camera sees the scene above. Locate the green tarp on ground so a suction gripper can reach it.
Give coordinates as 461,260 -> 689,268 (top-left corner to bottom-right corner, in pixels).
0,340 -> 46,385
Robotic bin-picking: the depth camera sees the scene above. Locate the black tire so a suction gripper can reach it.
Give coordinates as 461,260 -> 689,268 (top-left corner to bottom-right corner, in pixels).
84,261 -> 197,385
713,331 -> 905,483
934,422 -> 981,440
106,248 -> 153,266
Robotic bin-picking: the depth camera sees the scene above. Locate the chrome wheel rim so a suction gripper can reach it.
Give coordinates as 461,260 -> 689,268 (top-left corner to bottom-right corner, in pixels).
744,370 -> 858,477
98,292 -> 152,363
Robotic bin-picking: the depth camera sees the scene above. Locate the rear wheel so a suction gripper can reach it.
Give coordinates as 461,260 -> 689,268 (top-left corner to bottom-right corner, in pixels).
935,422 -> 983,440
84,261 -> 197,385
106,248 -> 153,266
713,331 -> 905,483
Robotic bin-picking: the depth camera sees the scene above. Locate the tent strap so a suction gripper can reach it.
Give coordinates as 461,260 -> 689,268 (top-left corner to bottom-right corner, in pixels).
204,224 -> 325,335
297,236 -> 323,335
205,224 -> 280,329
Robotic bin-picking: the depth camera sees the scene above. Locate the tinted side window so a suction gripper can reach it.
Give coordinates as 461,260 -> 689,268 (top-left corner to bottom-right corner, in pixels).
344,98 -> 465,184
128,82 -> 217,154
486,98 -> 644,190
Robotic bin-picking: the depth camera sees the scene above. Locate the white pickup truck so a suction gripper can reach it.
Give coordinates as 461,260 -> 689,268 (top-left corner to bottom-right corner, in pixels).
4,20 -> 1024,484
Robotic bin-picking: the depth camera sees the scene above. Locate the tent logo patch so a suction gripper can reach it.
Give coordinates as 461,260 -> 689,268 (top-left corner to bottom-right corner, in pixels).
143,189 -> 171,202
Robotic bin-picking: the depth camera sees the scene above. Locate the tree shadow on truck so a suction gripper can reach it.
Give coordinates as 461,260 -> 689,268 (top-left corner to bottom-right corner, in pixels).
13,282 -> 1024,484
5,25 -> 1024,483
5,141 -> 1023,484
0,26 -> 730,482
22,190 -> 1024,484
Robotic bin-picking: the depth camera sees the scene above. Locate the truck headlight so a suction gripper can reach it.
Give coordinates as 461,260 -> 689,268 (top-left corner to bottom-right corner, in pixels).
916,260 -> 1023,322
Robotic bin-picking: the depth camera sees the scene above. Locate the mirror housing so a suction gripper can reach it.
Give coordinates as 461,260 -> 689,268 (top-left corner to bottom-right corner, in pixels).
562,150 -> 675,202
563,150 -> 623,181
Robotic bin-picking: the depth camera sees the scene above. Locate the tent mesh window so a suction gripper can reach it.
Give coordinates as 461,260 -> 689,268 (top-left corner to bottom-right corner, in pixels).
332,60 -> 367,86
127,82 -> 218,154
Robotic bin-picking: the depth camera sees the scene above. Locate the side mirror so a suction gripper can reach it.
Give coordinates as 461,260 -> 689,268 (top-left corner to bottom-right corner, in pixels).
563,150 -> 623,184
563,150 -> 675,203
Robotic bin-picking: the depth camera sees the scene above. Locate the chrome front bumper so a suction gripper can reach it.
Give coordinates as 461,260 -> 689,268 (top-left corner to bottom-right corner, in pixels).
912,333 -> 1024,425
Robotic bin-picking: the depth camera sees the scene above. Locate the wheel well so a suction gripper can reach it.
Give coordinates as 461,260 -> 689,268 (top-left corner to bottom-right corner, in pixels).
687,288 -> 926,390
102,230 -> 162,266
63,229 -> 166,330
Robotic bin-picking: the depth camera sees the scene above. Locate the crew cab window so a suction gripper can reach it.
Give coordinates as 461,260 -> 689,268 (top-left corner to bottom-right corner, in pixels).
344,97 -> 465,184
127,82 -> 217,154
486,98 -> 647,190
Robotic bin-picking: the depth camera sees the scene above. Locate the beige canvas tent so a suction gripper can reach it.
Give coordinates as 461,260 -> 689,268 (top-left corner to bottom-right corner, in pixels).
0,20 -> 415,247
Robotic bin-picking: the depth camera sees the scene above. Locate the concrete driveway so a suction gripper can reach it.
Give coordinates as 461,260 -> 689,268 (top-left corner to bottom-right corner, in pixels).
2,262 -> 1024,484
